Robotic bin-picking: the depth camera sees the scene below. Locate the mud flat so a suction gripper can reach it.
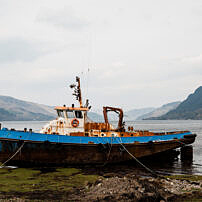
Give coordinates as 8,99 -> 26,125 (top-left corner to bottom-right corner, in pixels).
0,166 -> 201,201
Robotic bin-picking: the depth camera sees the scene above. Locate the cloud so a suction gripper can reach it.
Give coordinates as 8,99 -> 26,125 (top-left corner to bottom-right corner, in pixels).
180,54 -> 202,64
0,0 -> 201,109
37,6 -> 90,31
0,38 -> 43,64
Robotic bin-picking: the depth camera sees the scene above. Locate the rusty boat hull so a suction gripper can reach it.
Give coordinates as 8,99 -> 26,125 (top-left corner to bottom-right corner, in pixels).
0,129 -> 196,165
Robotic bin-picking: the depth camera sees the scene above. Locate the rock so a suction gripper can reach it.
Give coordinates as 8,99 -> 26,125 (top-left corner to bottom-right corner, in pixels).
147,192 -> 155,197
148,178 -> 154,182
97,183 -> 102,187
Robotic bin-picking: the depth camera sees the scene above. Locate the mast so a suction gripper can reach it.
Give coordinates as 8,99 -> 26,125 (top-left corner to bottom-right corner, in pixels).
76,76 -> 83,107
70,76 -> 83,108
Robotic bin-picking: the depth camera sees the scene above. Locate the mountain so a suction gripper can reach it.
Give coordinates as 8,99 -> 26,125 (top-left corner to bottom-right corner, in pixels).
91,108 -> 156,121
0,95 -> 55,121
139,101 -> 181,120
87,112 -> 104,122
153,86 -> 202,120
88,107 -> 156,121
3,86 -> 201,121
0,95 -> 104,121
124,108 -> 155,120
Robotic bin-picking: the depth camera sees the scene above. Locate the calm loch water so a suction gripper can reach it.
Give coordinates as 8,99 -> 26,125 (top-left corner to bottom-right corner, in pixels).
1,120 -> 202,175
130,120 -> 202,175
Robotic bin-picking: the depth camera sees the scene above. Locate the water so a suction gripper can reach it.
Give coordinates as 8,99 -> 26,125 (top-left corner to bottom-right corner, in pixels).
1,120 -> 202,175
131,120 -> 202,175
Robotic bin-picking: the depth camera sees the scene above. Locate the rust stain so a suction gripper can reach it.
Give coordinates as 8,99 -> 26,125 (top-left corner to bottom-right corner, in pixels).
103,106 -> 124,131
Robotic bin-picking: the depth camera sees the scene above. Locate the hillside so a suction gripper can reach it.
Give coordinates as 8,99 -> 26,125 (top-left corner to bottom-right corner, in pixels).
0,95 -> 157,122
0,95 -> 55,121
87,112 -> 104,122
140,101 -> 181,120
90,108 -> 156,121
0,95 -> 104,121
153,86 -> 202,120
2,86 -> 201,121
124,108 -> 155,120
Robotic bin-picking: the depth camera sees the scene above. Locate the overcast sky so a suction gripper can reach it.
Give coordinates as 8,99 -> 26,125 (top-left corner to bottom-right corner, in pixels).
0,0 -> 202,111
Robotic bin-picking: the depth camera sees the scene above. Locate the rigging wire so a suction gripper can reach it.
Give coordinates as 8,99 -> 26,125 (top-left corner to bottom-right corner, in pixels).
86,30 -> 93,101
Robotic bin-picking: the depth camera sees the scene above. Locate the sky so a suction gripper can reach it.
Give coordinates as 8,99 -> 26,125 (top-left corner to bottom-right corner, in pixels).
0,0 -> 202,111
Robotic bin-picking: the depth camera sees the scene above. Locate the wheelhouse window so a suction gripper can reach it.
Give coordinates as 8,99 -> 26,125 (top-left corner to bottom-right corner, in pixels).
75,111 -> 83,118
66,111 -> 75,118
57,110 -> 65,118
57,110 -> 83,119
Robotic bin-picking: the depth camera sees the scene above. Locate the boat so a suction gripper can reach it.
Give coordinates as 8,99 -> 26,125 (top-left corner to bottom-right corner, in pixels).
0,77 -> 197,165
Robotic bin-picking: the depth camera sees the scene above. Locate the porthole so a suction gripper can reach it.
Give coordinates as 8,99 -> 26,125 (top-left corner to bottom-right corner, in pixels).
131,134 -> 133,137
121,134 -> 124,137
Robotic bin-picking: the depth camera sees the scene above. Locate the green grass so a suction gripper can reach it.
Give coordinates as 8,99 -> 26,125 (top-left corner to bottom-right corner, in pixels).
0,167 -> 98,193
165,175 -> 202,181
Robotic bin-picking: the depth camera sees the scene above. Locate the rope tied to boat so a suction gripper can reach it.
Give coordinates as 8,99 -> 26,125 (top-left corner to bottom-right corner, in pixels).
0,141 -> 25,168
116,137 -> 159,178
102,136 -> 113,166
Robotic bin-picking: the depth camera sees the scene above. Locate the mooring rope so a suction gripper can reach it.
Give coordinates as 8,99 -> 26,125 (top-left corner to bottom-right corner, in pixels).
116,137 -> 159,177
106,136 -> 113,160
102,136 -> 113,166
0,142 -> 25,168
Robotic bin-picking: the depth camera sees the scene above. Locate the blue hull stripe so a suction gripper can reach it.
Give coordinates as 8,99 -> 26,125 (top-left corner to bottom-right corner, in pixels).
0,130 -> 191,144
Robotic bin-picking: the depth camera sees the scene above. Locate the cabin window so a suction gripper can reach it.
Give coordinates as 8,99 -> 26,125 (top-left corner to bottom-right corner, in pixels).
66,111 -> 75,118
57,110 -> 65,118
75,111 -> 83,118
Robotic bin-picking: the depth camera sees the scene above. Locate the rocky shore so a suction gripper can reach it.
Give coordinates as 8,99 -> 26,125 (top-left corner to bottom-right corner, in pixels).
70,174 -> 202,201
